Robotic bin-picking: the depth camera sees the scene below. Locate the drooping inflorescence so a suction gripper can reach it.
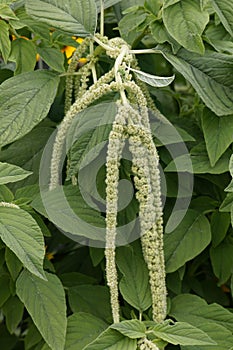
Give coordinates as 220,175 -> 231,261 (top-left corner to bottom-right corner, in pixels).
49,33 -> 167,329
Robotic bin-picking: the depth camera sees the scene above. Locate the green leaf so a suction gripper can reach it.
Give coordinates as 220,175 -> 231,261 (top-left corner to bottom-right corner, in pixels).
181,323 -> 233,350
0,20 -> 11,63
0,4 -> 18,19
5,248 -> 23,281
95,0 -> 123,12
118,10 -> 147,45
220,193 -> 233,212
0,71 -> 59,147
83,328 -> 137,350
0,207 -> 45,279
16,270 -> 67,350
32,185 -> 106,242
2,296 -> 24,334
129,67 -> 175,87
0,185 -> 14,202
0,127 -> 54,189
201,109 -> 233,166
165,143 -> 231,174
9,38 -> 37,75
210,239 -> 233,284
0,162 -> 32,185
0,274 -> 11,307
169,294 -> 233,331
25,0 -> 97,36
164,210 -> 211,273
163,0 -> 209,54
210,0 -> 233,37
68,285 -> 112,322
110,320 -> 146,339
157,45 -> 233,116
116,246 -> 152,312
163,0 -> 181,8
24,322 -> 43,350
68,102 -> 117,178
211,211 -> 230,247
37,46 -> 65,72
151,321 -> 215,345
65,312 -> 108,350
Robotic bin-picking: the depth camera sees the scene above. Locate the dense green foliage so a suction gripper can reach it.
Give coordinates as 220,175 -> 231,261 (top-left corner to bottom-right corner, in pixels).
0,0 -> 233,349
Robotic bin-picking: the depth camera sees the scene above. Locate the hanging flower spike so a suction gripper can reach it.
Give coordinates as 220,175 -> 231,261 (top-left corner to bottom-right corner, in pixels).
105,102 -> 128,323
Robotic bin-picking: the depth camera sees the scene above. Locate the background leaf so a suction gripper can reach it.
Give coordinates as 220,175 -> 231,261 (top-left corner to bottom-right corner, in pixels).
65,312 -> 108,350
0,20 -> 11,63
68,285 -> 112,322
0,207 -> 45,279
158,45 -> 233,116
25,0 -> 97,36
164,210 -> 211,272
201,108 -> 233,166
163,0 -> 209,54
16,270 -> 67,350
210,0 -> 233,37
9,38 -> 37,75
116,246 -> 152,312
111,320 -> 146,339
0,71 -> 59,147
151,321 -> 215,345
83,328 -> 137,350
0,162 -> 32,185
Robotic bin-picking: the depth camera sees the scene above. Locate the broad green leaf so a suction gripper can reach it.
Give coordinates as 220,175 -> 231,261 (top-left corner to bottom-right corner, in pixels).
0,162 -> 32,185
0,185 -> 14,202
68,285 -> 112,322
165,143 -> 231,174
65,313 -> 108,350
0,71 -> 59,147
24,322 -> 43,350
83,328 -> 137,350
59,272 -> 96,288
32,185 -> 106,242
0,207 -> 45,279
211,211 -> 230,247
151,321 -> 215,345
9,38 -> 37,75
164,210 -> 211,273
0,20 -> 11,63
201,109 -> 233,166
67,102 -> 117,178
169,294 -> 233,331
129,67 -> 175,87
0,324 -> 18,349
116,246 -> 152,312
163,0 -> 181,8
2,296 -> 24,334
210,239 -> 233,284
220,193 -> 233,212
0,274 -> 11,307
95,0 -> 123,11
0,127 -> 54,189
163,0 -> 209,54
25,0 -> 97,36
181,322 -> 233,350
157,44 -> 233,116
210,0 -> 233,37
0,4 -> 18,19
5,248 -> 23,281
118,10 -> 147,45
37,46 -> 65,72
16,270 -> 67,350
111,320 -> 146,339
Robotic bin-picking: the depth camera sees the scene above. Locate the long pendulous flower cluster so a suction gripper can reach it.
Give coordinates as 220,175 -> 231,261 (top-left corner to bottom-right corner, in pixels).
49,33 -> 167,327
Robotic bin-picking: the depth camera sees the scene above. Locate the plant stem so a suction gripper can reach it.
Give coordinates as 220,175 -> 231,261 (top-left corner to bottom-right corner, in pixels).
100,0 -> 104,36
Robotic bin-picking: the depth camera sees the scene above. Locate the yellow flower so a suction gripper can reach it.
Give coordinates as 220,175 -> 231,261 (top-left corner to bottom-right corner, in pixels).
62,37 -> 87,64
